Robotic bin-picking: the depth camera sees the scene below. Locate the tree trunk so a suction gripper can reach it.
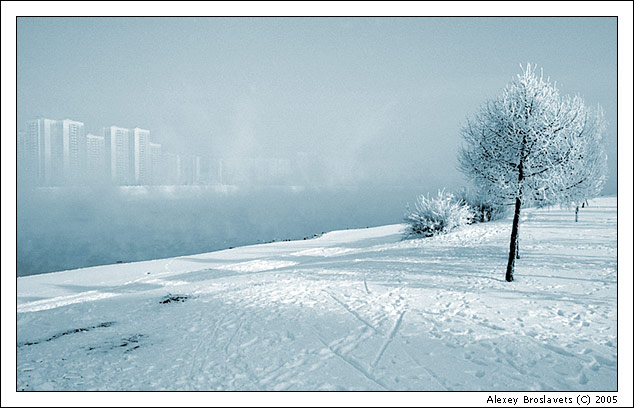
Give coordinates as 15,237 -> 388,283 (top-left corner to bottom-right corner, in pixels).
516,237 -> 520,259
575,205 -> 579,222
506,197 -> 522,282
507,133 -> 526,282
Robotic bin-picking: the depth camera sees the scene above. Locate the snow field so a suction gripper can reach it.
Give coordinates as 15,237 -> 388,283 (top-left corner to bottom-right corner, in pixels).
17,197 -> 617,390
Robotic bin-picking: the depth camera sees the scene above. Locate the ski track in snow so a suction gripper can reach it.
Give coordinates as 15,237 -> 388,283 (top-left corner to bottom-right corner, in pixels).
16,197 -> 617,391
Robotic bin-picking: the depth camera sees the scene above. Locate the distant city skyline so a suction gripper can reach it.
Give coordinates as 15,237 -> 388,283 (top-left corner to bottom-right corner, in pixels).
18,116 -> 318,187
17,17 -> 617,193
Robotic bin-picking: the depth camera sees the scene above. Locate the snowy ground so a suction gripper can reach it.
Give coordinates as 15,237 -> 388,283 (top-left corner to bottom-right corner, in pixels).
16,197 -> 617,391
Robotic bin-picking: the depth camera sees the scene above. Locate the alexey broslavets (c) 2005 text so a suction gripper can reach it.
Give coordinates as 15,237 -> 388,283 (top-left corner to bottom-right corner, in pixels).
486,395 -> 577,405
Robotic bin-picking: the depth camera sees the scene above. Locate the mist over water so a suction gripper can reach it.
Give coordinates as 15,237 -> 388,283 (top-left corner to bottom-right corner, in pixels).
15,17 -> 617,277
17,185 -> 432,277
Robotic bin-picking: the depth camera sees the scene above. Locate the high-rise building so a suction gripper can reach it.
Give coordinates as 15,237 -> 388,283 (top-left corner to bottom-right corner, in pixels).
86,133 -> 106,182
149,142 -> 162,185
132,127 -> 151,185
163,152 -> 181,185
25,118 -> 63,185
103,126 -> 132,184
62,119 -> 86,184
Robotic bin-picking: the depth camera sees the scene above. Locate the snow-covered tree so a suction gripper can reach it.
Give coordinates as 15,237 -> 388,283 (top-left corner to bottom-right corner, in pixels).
457,187 -> 508,224
458,65 -> 608,282
554,105 -> 608,221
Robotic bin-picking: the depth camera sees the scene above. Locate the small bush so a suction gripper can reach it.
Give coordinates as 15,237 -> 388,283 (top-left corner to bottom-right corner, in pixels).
457,189 -> 508,224
159,293 -> 190,304
404,189 -> 473,238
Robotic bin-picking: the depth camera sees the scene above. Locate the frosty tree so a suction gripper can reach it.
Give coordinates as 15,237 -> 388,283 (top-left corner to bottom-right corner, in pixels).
459,64 -> 608,282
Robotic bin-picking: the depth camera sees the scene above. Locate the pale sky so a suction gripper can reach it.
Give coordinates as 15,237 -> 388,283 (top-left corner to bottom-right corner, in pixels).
17,17 -> 617,192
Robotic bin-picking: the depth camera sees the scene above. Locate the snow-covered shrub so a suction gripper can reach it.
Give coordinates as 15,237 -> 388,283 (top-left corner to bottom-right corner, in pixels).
457,190 -> 508,224
404,190 -> 473,238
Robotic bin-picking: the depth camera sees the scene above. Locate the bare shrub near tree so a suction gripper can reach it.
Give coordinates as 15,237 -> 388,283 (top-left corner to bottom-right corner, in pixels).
458,64 -> 608,282
404,189 -> 473,238
457,188 -> 508,224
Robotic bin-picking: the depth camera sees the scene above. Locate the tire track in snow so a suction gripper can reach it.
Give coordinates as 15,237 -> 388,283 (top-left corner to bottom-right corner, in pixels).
323,290 -> 379,334
187,313 -> 223,383
371,310 -> 406,370
400,346 -> 451,391
314,330 -> 388,390
224,319 -> 244,355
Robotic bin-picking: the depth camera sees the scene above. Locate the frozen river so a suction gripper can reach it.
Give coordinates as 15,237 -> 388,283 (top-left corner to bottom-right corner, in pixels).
17,185 -> 429,276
